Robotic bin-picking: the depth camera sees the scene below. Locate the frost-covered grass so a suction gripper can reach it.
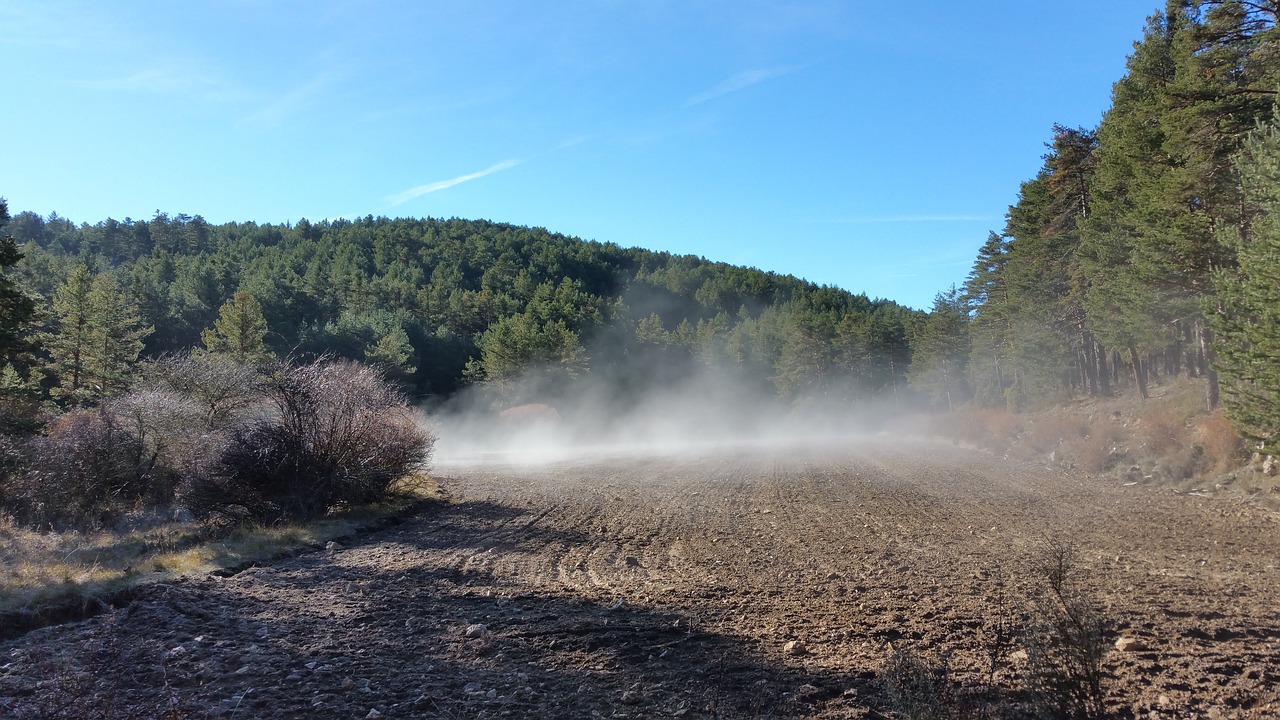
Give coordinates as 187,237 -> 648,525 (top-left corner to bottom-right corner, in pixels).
0,473 -> 440,619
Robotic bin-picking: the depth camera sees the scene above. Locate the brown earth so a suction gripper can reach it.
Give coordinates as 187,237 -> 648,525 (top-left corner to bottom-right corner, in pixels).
2,438 -> 1278,718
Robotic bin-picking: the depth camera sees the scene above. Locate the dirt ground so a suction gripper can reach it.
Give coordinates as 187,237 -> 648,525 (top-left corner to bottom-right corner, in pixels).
2,438 -> 1278,718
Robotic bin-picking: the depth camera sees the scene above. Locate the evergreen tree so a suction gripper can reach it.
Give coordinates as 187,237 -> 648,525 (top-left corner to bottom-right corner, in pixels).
46,263 -> 97,404
364,325 -> 418,386
86,272 -> 152,397
773,311 -> 837,401
475,313 -> 585,389
202,291 -> 272,364
908,287 -> 971,412
0,199 -> 42,431
1211,108 -> 1280,452
964,232 -> 1014,406
0,199 -> 38,370
47,266 -> 151,403
1083,2 -> 1279,407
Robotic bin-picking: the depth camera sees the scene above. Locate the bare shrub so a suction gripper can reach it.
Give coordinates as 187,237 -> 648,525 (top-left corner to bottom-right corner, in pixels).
8,408 -> 168,530
108,388 -> 205,466
1021,540 -> 1109,720
1072,436 -> 1113,474
0,433 -> 24,508
977,409 -> 1025,452
138,353 -> 262,430
184,359 -> 434,522
880,647 -> 960,720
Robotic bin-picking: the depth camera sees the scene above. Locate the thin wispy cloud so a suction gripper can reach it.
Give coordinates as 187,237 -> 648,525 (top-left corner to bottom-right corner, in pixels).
0,1 -> 112,50
684,66 -> 801,106
386,159 -> 523,206
822,215 -> 994,224
89,65 -> 248,103
241,74 -> 333,128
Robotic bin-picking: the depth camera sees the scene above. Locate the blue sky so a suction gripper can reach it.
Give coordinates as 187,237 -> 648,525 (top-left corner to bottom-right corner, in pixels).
2,1 -> 1156,310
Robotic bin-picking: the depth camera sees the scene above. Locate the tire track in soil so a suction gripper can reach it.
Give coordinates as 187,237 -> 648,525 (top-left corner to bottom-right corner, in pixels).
1,438 -> 1277,718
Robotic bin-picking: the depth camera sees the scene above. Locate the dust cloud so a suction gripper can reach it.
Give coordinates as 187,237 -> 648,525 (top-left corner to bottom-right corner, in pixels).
426,354 -> 909,467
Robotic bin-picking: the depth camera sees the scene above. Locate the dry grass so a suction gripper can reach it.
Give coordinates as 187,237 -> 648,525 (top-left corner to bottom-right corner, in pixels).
1136,411 -> 1187,457
932,408 -> 1026,452
0,474 -> 441,619
1024,415 -> 1091,456
922,379 -> 1261,495
1197,410 -> 1247,472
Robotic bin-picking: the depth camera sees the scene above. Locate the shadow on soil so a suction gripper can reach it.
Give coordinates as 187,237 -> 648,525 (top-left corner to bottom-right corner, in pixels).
1,497 -> 883,719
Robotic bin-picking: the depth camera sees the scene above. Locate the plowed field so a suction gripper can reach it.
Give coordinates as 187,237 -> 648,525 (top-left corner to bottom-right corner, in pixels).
3,439 -> 1278,718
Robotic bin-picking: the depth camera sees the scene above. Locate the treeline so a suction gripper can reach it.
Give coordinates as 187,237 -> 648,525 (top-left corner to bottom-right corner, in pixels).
1,204 -> 921,422
913,0 -> 1280,452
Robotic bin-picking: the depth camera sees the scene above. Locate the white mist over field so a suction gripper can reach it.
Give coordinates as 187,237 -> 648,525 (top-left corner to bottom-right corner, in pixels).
427,360 -> 908,467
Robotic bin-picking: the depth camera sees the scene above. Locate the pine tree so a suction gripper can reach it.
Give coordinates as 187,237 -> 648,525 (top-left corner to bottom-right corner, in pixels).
0,199 -> 38,370
202,291 -> 273,364
46,263 -> 97,404
47,266 -> 152,403
364,325 -> 417,385
1211,110 -> 1280,453
908,287 -> 971,412
964,232 -> 1014,406
0,199 -> 42,431
1083,2 -> 1279,407
476,313 -> 585,387
86,272 -> 152,397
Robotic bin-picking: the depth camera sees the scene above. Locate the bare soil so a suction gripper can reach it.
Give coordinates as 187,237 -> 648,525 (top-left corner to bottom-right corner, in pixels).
2,438 -> 1278,718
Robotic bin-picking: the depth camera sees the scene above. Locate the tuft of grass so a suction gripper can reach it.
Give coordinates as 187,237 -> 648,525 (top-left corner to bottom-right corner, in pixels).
0,475 -> 442,625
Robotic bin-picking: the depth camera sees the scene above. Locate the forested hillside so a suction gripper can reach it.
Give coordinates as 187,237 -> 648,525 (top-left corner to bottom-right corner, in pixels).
919,0 -> 1280,454
1,209 -> 919,414
2,0 -> 1278,460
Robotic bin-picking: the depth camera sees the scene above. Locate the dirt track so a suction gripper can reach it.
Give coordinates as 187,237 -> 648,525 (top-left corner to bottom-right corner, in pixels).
3,439 -> 1279,718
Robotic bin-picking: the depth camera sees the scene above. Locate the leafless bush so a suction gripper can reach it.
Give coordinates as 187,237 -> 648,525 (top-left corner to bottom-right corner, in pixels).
0,433 -> 24,505
184,359 -> 434,522
6,408 -> 168,530
138,353 -> 262,430
879,647 -> 961,720
1021,540 -> 1109,720
109,388 -> 205,462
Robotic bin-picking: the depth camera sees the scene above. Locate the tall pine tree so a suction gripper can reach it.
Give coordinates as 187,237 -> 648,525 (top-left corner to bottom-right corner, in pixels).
1211,105 -> 1280,452
47,265 -> 152,403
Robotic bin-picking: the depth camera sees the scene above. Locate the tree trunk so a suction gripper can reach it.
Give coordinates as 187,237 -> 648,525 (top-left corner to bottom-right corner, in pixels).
1095,340 -> 1111,396
1127,340 -> 1149,400
1200,323 -> 1220,410
1080,330 -> 1099,396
